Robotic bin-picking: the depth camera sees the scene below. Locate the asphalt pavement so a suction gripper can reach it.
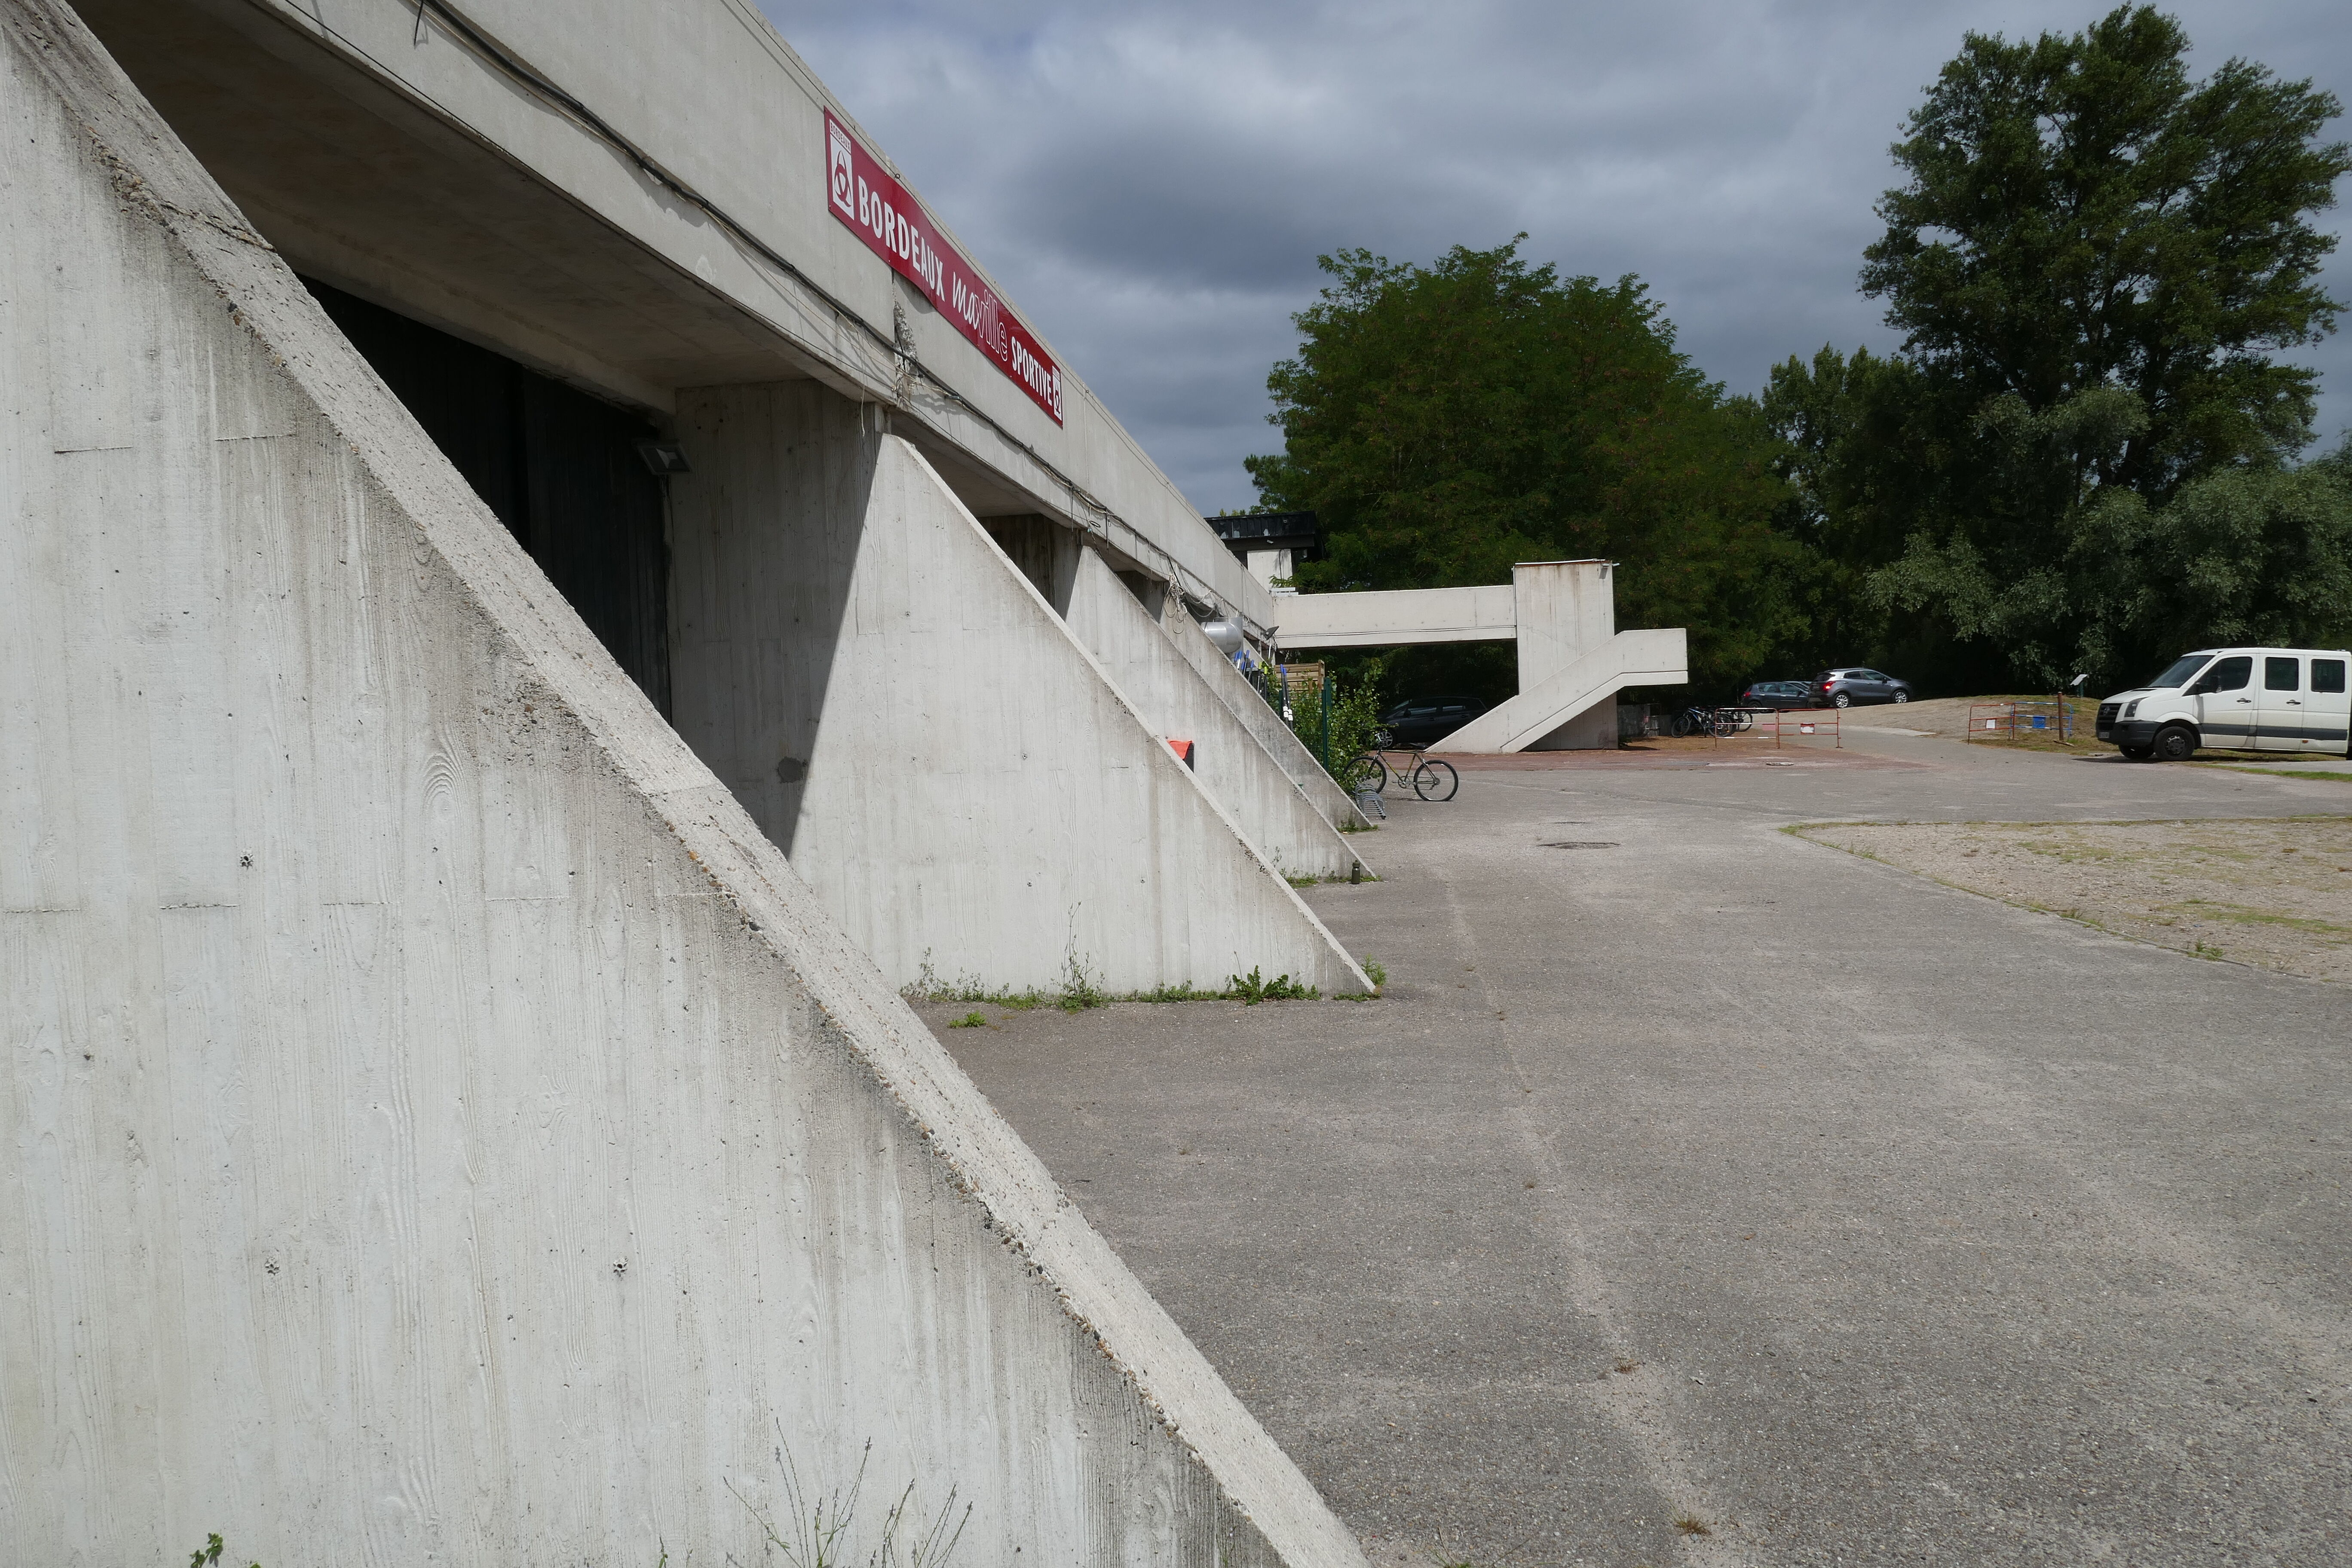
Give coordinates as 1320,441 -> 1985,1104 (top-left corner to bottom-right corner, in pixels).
931,732 -> 2352,1567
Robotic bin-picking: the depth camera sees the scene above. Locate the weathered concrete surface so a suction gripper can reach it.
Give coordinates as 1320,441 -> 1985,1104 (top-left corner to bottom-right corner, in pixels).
1065,548 -> 1366,882
665,380 -> 1369,995
1275,584 -> 1519,650
0,9 -> 1370,1564
1510,560 -> 1618,750
934,736 -> 2352,1567
1163,607 -> 1370,833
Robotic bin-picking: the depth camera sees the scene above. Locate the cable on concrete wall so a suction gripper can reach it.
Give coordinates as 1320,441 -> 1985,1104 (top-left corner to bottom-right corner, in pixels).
371,0 -> 1244,622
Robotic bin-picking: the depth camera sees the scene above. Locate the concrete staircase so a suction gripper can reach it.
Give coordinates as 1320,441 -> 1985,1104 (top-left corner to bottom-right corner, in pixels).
1437,628 -> 1690,753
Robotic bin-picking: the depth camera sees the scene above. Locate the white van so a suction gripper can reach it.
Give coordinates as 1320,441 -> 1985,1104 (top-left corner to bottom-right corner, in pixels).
2096,647 -> 2352,761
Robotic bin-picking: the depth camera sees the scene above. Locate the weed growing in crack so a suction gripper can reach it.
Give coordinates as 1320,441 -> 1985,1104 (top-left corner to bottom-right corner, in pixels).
733,1436 -> 973,1568
1227,966 -> 1318,1004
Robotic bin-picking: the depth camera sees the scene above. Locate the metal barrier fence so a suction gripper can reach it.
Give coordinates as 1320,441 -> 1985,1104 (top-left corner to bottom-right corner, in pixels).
1966,700 -> 2073,743
1753,708 -> 1841,748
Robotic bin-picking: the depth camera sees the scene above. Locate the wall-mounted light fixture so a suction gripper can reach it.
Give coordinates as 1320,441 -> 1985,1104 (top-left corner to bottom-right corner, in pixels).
636,441 -> 692,475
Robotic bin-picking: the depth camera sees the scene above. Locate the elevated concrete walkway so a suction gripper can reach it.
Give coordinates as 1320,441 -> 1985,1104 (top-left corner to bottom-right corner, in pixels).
1274,561 -> 1688,752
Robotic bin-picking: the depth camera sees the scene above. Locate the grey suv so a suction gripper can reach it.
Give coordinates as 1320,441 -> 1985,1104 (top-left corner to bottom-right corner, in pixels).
1813,668 -> 1913,708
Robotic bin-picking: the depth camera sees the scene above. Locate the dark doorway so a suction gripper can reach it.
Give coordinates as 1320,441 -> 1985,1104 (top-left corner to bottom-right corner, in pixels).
303,278 -> 672,715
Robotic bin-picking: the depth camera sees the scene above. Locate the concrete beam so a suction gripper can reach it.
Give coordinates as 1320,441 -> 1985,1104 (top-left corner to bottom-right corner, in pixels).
1063,548 -> 1367,882
665,381 -> 1371,997
1272,584 -> 1518,650
0,8 -> 1370,1564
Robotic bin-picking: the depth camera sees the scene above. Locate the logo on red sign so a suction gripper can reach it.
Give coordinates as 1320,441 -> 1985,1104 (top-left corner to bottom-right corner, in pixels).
824,110 -> 1063,425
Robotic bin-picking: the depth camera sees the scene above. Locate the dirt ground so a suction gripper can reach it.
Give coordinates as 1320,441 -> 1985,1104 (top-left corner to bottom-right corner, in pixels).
1824,693 -> 2107,753
1794,815 -> 2352,984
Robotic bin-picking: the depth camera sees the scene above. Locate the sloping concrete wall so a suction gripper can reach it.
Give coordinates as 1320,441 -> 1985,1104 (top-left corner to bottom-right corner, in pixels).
0,9 -> 1370,1566
1063,549 -> 1365,882
1161,610 -> 1371,832
665,381 -> 1369,996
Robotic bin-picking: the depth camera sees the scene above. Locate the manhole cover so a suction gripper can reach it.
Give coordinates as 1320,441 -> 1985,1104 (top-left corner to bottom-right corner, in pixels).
1539,840 -> 1619,849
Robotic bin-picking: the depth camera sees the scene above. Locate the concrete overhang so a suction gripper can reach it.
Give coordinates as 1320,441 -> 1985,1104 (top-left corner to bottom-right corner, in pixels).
1271,585 -> 1520,651
70,0 -> 1272,628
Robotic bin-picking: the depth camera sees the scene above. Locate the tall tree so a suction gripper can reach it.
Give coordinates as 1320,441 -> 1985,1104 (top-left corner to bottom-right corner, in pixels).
1862,4 -> 2348,494
1771,6 -> 2351,690
1248,240 -> 1799,694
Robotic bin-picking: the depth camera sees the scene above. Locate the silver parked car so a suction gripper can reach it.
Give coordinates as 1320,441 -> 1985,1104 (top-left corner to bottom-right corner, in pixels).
1813,668 -> 1914,708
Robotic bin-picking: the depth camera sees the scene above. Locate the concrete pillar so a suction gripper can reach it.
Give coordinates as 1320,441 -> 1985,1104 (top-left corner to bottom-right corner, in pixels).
665,381 -> 1369,996
1515,560 -> 1620,750
1062,547 -> 1365,882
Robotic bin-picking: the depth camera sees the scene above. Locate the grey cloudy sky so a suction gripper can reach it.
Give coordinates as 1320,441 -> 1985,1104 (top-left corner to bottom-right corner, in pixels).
760,1 -> 2352,515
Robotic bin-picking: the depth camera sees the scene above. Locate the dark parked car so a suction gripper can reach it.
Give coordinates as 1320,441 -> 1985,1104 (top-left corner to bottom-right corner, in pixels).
1378,695 -> 1489,747
1738,680 -> 1816,710
1813,668 -> 1914,707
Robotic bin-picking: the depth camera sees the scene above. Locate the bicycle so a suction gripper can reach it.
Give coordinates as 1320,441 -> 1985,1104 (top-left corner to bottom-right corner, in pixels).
1670,705 -> 1749,739
1348,729 -> 1460,802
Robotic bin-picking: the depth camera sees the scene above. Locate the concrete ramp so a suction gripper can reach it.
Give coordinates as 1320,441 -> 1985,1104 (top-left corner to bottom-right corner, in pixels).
1437,629 -> 1690,753
0,6 -> 1371,1564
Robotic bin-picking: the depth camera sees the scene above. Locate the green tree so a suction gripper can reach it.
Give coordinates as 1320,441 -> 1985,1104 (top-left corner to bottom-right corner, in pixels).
1863,4 -> 2348,493
1770,6 -> 2350,691
1247,239 -> 1801,696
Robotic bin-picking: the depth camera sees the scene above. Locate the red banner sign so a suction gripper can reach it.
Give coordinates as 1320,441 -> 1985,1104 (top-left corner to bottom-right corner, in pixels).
825,110 -> 1064,425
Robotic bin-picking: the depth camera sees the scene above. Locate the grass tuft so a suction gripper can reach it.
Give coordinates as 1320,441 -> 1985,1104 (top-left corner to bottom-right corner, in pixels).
1227,966 -> 1319,1004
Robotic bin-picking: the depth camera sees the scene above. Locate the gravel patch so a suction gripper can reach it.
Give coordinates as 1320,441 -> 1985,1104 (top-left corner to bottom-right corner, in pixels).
1794,815 -> 2352,984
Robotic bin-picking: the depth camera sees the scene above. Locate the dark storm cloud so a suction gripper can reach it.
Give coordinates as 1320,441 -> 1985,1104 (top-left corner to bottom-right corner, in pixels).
764,0 -> 2352,513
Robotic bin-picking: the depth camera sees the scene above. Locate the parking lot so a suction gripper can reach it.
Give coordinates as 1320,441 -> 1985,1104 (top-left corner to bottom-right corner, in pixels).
926,732 -> 2352,1566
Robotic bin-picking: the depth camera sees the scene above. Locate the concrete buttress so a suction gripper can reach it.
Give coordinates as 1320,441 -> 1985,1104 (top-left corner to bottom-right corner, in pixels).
1161,610 -> 1371,831
662,381 -> 1370,995
0,5 -> 1373,1565
1061,548 -> 1367,882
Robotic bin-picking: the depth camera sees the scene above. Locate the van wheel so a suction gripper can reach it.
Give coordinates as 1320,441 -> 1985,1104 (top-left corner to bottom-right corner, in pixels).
2151,725 -> 2197,763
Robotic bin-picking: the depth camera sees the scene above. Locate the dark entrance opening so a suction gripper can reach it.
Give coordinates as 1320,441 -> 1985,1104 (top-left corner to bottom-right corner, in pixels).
303,278 -> 672,716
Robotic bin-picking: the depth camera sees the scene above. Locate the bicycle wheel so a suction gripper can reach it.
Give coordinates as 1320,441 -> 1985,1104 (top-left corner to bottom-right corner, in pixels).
1711,710 -> 1740,739
1344,752 -> 1388,793
1412,759 -> 1459,802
